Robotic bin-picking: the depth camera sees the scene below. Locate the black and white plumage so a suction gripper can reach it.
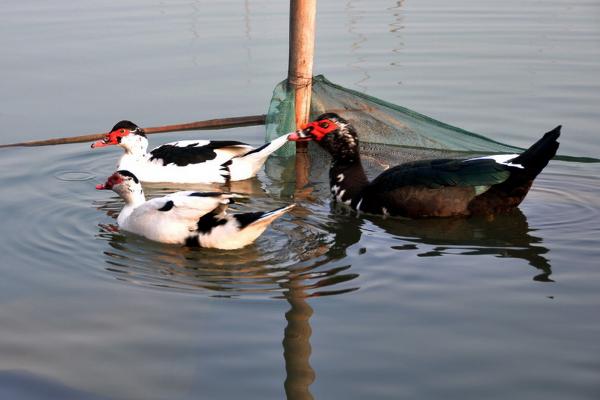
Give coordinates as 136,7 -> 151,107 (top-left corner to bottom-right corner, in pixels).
96,170 -> 295,249
91,121 -> 290,184
289,112 -> 561,218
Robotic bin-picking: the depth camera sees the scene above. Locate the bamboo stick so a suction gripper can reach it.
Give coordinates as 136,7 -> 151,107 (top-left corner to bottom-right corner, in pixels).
282,3 -> 317,399
289,0 -> 316,129
0,114 -> 266,149
288,0 -> 317,188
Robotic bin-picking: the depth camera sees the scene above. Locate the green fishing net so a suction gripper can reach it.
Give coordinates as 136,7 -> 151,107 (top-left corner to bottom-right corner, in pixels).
266,75 -> 596,163
263,74 -> 600,193
266,75 -> 522,158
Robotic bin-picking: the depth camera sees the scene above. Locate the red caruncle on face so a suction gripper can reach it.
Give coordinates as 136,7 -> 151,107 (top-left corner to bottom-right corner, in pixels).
301,119 -> 338,141
104,129 -> 131,145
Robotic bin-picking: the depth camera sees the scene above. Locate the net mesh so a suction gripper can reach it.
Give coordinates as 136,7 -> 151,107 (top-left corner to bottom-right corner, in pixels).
266,75 -> 597,163
266,75 -> 523,158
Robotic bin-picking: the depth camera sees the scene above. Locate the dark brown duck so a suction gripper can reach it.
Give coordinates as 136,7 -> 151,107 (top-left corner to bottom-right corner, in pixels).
289,112 -> 560,218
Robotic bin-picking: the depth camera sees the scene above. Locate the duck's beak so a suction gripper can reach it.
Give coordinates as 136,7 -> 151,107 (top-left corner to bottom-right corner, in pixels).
91,137 -> 112,148
288,129 -> 312,142
96,180 -> 113,190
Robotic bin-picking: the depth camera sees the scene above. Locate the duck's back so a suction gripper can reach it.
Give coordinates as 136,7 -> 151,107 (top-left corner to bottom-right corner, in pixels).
357,158 -> 514,218
117,140 -> 253,183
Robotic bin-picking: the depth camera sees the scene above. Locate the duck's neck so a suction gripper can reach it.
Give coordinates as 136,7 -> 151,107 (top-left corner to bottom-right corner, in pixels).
329,158 -> 370,206
117,189 -> 146,225
122,136 -> 149,158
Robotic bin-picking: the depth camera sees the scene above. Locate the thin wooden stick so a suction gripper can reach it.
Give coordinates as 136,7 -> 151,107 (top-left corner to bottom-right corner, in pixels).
289,0 -> 316,130
0,114 -> 266,149
289,0 -> 317,189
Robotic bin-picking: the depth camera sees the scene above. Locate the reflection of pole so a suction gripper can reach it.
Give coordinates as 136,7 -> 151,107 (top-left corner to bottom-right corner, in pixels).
288,0 -> 316,189
283,289 -> 315,400
284,3 -> 317,395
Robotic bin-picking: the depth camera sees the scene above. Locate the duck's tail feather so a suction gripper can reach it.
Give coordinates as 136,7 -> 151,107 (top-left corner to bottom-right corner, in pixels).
227,134 -> 291,180
511,125 -> 561,179
202,204 -> 295,250
234,204 -> 295,230
468,126 -> 561,214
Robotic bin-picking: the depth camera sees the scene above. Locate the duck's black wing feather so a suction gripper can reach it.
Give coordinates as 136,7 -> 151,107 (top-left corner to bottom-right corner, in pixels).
149,141 -> 250,166
368,158 -> 512,191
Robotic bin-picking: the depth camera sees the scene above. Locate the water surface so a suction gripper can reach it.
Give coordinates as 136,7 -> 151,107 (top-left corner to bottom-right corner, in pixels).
1,0 -> 599,399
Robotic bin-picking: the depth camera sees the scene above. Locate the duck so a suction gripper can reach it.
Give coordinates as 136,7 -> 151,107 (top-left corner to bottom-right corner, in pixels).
91,120 -> 289,184
96,170 -> 295,249
288,112 -> 561,218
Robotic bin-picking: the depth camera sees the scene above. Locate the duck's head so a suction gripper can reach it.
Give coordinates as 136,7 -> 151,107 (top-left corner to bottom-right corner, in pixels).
91,120 -> 148,155
96,170 -> 144,204
289,113 -> 359,162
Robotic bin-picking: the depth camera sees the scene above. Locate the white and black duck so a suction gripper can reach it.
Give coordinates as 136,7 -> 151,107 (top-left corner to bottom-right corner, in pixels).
96,170 -> 294,249
289,112 -> 561,218
91,120 -> 289,184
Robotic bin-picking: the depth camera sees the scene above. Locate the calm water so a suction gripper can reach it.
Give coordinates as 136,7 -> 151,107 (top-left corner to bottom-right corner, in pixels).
1,0 -> 599,399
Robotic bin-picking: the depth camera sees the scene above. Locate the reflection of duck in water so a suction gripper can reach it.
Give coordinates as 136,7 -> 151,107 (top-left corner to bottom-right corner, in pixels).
290,113 -> 560,218
350,207 -> 552,282
141,175 -> 268,199
95,170 -> 294,249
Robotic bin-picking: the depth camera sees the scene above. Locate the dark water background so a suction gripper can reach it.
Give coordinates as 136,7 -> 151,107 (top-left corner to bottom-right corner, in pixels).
1,0 -> 599,399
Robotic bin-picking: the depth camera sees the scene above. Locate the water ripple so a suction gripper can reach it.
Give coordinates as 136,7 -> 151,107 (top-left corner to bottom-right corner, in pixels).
524,168 -> 600,233
94,197 -> 361,298
3,144 -> 598,297
54,170 -> 96,181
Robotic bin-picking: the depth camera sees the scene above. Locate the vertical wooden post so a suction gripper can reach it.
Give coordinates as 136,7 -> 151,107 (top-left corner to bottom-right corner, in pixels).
280,6 -> 317,397
289,0 -> 316,188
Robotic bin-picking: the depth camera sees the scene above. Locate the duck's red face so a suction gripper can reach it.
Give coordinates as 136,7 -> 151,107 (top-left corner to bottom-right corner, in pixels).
91,128 -> 131,148
96,170 -> 140,190
288,113 -> 359,162
95,172 -> 124,190
91,120 -> 141,149
289,118 -> 338,142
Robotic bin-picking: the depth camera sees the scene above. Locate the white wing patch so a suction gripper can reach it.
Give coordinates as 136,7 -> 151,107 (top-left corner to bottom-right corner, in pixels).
356,198 -> 363,211
165,140 -> 211,148
466,154 -> 523,169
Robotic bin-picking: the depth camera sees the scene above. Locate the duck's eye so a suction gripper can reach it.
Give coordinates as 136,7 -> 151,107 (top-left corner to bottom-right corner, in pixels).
320,122 -> 330,128
120,129 -> 125,133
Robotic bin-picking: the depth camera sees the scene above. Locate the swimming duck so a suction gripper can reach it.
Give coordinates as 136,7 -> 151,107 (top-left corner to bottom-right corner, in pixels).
91,120 -> 289,184
96,170 -> 294,249
289,112 -> 560,218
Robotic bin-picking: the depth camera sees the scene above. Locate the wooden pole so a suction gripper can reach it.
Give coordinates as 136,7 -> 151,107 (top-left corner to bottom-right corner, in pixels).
281,3 -> 317,397
0,114 -> 266,149
288,0 -> 316,188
